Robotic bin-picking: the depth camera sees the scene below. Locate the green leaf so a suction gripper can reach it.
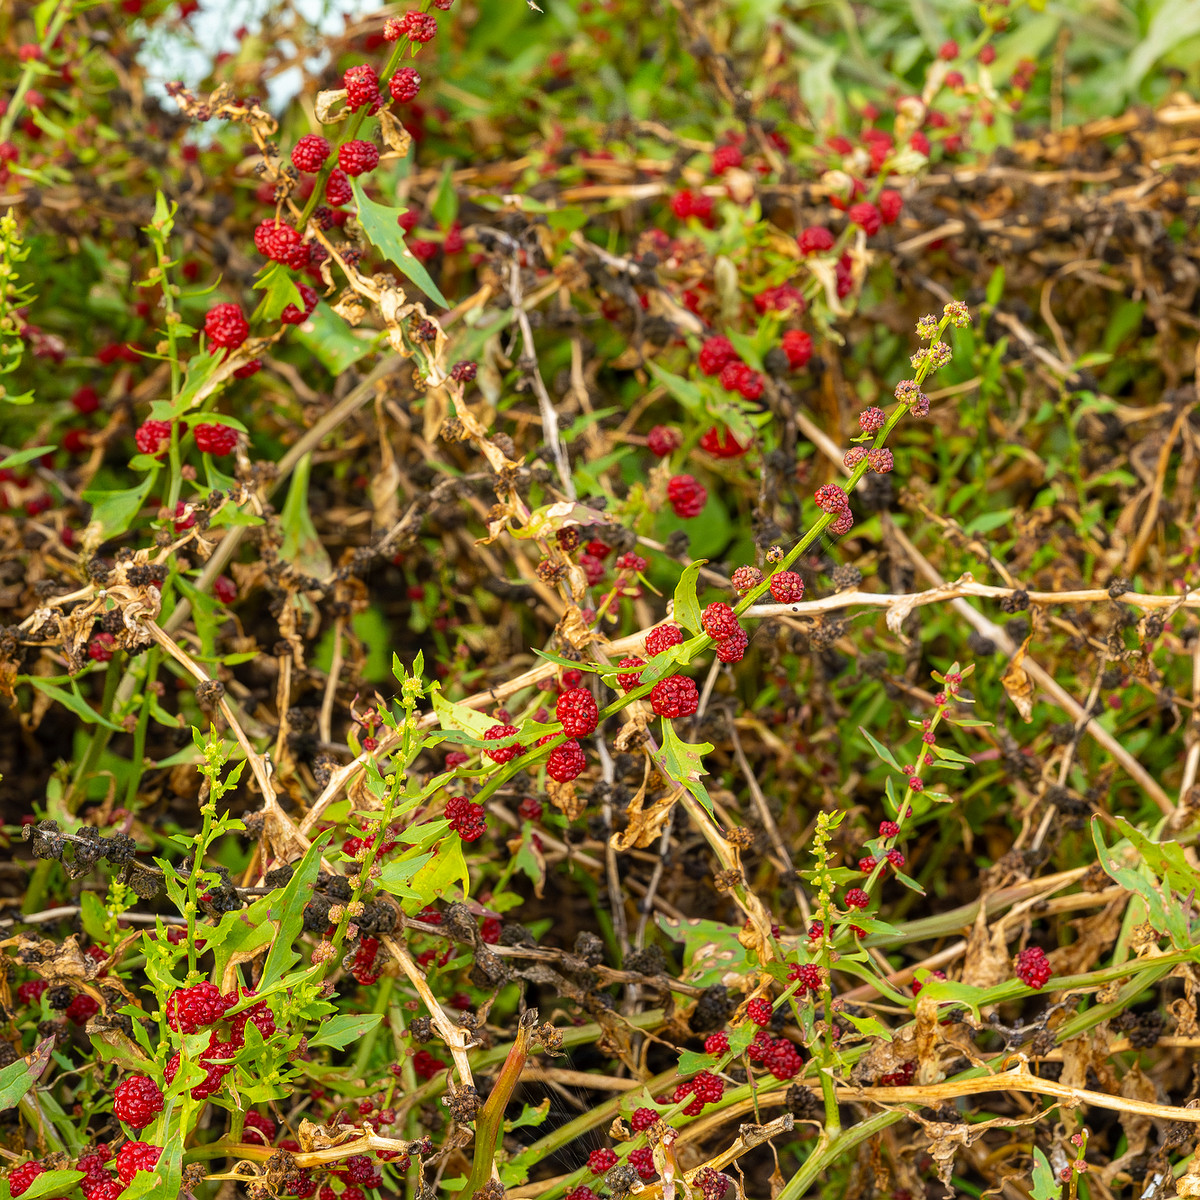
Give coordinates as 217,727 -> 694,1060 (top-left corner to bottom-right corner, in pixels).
292,301 -> 376,374
985,266 -> 1005,307
433,689 -> 494,739
656,915 -> 749,987
931,744 -> 974,764
1092,819 -> 1173,937
12,1170 -> 87,1199
505,1100 -> 551,1131
279,453 -> 332,581
0,445 -> 53,469
431,160 -> 459,231
0,1037 -> 53,1110
672,560 -> 706,636
1030,1148 -> 1061,1200
259,831 -> 333,989
646,361 -> 706,413
82,472 -> 157,540
407,838 -> 469,910
349,178 -> 448,308
377,849 -> 435,897
307,1013 -> 384,1050
676,1049 -> 714,1076
81,891 -> 109,942
1111,816 -> 1200,895
253,261 -> 304,323
24,678 -> 125,732
859,726 -> 901,773
656,718 -> 714,818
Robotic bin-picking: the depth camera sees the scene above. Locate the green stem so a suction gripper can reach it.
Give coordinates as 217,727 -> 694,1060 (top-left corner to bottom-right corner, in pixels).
464,1015 -> 536,1197
64,659 -> 122,813
0,0 -> 75,143
351,975 -> 394,1079
122,649 -> 160,809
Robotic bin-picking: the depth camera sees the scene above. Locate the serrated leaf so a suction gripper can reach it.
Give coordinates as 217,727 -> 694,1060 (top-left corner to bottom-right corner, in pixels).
646,361 -> 706,413
656,718 -> 714,817
259,831 -> 333,989
672,560 -> 706,635
676,1049 -> 713,1076
506,1099 -> 551,1131
859,726 -> 901,773
253,261 -> 304,323
349,178 -> 448,308
308,1013 -> 384,1050
82,472 -> 157,540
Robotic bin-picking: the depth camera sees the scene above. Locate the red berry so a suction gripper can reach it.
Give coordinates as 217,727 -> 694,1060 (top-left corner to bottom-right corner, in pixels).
858,855 -> 877,872
71,385 -> 100,414
645,624 -> 684,657
844,887 -> 869,910
253,219 -> 308,268
556,687 -> 599,738
389,68 -> 421,103
483,724 -> 524,765
66,993 -> 100,1024
567,1190 -> 600,1200
788,962 -> 822,993
194,423 -> 238,456
666,474 -> 706,518
879,189 -> 903,225
701,602 -> 739,641
213,575 -> 237,605
546,739 -> 586,782
399,10 -> 438,41
711,144 -> 743,175
204,302 -> 251,349
338,140 -> 379,177
629,1146 -> 656,1181
234,359 -> 262,379
694,1167 -> 732,1200
830,509 -> 854,536
886,849 -> 905,869
859,406 -> 886,434
769,571 -> 804,604
517,796 -> 543,821
798,226 -> 835,254
979,44 -> 996,65
325,169 -> 353,206
731,566 -> 763,595
848,202 -> 882,236
630,1107 -> 658,1132
343,64 -> 380,110
112,1076 -> 164,1130
588,1148 -> 617,1176
746,997 -> 773,1026
814,484 -> 849,513
781,329 -> 812,369
1015,945 -> 1052,990
291,134 -> 331,173
615,551 -> 647,572
88,633 -> 116,662
134,420 -> 172,456
280,284 -> 319,326
650,676 -> 698,719
166,982 -> 228,1033
868,448 -> 893,474
698,336 -> 738,376
699,426 -> 747,458
648,424 -> 686,456
615,656 -> 645,691
938,39 -> 959,59
115,1142 -> 161,1183
704,1031 -> 729,1055
879,820 -> 900,837
9,1163 -> 45,1197
17,980 -> 47,1004
716,629 -> 748,664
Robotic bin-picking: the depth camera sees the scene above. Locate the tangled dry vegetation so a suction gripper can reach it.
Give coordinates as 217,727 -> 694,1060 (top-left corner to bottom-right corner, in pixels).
1,1 -> 1200,1198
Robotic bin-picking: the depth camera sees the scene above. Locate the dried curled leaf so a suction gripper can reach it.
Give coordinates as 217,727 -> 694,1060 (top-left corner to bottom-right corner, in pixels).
1001,634 -> 1035,722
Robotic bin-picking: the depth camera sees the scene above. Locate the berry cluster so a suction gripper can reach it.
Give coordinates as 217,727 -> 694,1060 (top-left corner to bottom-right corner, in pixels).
112,1075 -> 164,1130
672,1069 -> 724,1116
556,687 -> 599,738
747,1030 -> 804,1080
650,675 -> 698,719
445,796 -> 487,841
1015,945 -> 1052,990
